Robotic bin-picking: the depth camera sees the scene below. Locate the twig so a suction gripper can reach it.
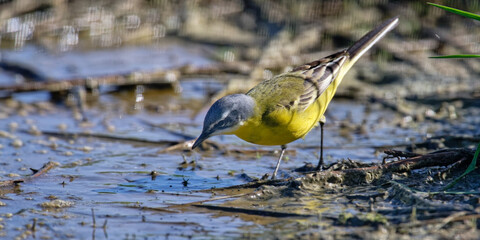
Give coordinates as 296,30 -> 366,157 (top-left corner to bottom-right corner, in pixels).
399,213 -> 480,228
199,178 -> 291,191
91,208 -> 96,228
191,204 -> 316,218
0,70 -> 175,94
31,218 -> 37,232
443,142 -> 480,190
173,193 -> 253,207
0,161 -> 58,188
38,130 -> 180,146
0,62 -> 252,98
383,149 -> 421,164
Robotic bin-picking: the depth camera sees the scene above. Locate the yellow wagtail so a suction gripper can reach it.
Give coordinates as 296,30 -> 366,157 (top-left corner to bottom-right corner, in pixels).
192,17 -> 398,179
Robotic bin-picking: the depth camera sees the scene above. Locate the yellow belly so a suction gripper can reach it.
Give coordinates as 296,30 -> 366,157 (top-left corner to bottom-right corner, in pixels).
233,100 -> 323,146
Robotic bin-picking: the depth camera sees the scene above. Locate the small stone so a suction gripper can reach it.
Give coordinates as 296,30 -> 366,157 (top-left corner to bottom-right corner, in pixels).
18,109 -> 29,116
8,122 -> 18,130
0,201 -> 6,206
48,136 -> 58,142
5,99 -> 19,108
28,125 -> 42,136
63,151 -> 73,156
0,112 -> 8,119
4,213 -> 12,218
11,139 -> 23,148
35,150 -> 48,154
57,123 -> 68,131
46,195 -> 58,200
0,130 -> 14,139
106,124 -> 115,132
7,173 -> 20,178
79,146 -> 93,152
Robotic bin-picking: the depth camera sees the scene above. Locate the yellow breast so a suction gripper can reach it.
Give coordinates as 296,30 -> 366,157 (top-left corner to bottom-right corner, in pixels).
233,100 -> 323,146
232,74 -> 341,146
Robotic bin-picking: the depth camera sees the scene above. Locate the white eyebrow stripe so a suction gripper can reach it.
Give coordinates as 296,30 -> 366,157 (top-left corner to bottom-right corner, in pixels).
221,110 -> 231,121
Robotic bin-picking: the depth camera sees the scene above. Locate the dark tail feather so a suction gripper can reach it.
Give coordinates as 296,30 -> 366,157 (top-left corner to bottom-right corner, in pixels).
347,17 -> 399,62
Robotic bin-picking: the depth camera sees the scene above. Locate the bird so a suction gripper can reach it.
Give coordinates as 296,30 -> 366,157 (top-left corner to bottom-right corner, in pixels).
192,17 -> 399,179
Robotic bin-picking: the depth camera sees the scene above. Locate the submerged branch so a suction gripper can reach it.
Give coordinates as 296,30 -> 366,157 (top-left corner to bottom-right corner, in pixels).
0,62 -> 252,98
192,204 -> 316,218
0,161 -> 58,188
38,130 -> 180,146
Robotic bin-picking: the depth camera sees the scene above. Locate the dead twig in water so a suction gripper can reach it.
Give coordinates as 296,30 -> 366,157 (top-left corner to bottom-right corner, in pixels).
383,149 -> 421,164
175,192 -> 253,207
91,208 -> 96,228
0,62 -> 252,98
38,130 -> 180,146
398,212 -> 480,229
0,161 -> 58,188
191,204 -> 317,218
199,178 -> 291,192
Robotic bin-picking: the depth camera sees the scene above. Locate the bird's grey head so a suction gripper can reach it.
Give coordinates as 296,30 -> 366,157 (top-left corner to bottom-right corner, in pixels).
192,94 -> 255,149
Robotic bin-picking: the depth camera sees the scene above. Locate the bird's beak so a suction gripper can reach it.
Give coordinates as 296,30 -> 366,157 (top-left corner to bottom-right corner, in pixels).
192,132 -> 209,149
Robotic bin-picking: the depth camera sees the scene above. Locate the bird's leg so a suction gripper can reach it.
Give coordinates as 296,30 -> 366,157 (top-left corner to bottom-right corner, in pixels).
316,117 -> 326,171
272,145 -> 287,179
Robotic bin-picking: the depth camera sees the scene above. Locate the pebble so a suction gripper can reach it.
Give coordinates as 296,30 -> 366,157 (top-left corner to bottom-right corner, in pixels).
63,151 -> 74,156
0,130 -> 14,139
8,122 -> 18,130
57,123 -> 68,131
79,146 -> 93,152
35,150 -> 48,154
11,139 -> 23,148
28,125 -> 42,136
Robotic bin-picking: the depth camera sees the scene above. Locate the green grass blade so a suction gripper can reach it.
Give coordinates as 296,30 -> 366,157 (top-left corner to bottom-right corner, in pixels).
430,55 -> 480,59
443,142 -> 480,190
428,2 -> 480,21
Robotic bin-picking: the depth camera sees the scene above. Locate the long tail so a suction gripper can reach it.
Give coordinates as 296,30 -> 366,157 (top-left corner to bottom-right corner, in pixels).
347,16 -> 399,65
316,17 -> 398,115
287,17 -> 398,114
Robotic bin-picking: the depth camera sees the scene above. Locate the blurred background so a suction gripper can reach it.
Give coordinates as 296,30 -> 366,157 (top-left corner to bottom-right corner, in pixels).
0,0 -> 479,239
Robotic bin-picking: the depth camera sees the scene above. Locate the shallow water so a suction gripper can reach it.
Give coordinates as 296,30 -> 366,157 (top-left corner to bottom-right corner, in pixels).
1,1 -> 480,238
0,43 -> 437,239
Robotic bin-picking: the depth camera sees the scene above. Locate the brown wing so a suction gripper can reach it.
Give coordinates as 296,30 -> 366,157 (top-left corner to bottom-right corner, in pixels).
289,50 -> 348,111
